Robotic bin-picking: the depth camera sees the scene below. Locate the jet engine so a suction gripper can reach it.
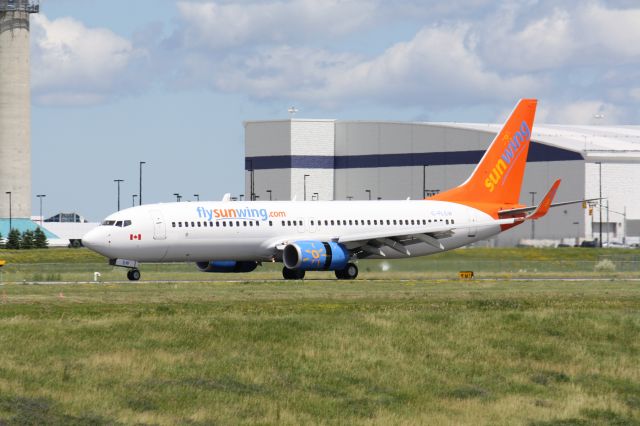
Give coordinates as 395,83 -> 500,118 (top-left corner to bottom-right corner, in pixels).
283,241 -> 349,271
196,260 -> 259,273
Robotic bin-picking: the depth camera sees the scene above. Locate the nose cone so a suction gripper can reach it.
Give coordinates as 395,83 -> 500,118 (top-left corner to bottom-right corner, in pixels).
82,227 -> 105,253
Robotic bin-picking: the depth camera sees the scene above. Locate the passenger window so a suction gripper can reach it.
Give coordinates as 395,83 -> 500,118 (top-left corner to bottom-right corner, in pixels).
216,222 -> 220,227
223,222 -> 227,227
197,222 -> 201,227
373,220 -> 377,225
311,220 -> 314,226
367,220 -> 371,225
269,221 -> 273,226
172,222 -> 176,228
236,221 -> 240,227
287,220 -> 292,226
393,220 -> 397,225
256,221 -> 260,227
249,221 -> 253,227
325,220 -> 329,225
446,219 -> 449,224
178,222 -> 182,227
452,219 -> 455,224
243,221 -> 247,226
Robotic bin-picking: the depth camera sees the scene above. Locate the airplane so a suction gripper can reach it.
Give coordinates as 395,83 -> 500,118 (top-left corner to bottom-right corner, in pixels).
82,98 -> 582,281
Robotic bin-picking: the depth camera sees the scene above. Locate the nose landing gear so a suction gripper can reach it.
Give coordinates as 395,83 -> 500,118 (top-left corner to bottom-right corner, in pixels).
109,259 -> 141,281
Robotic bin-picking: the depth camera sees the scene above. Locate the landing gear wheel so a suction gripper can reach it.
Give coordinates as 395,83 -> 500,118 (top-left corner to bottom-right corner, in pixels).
282,267 -> 305,280
336,263 -> 358,280
127,269 -> 141,281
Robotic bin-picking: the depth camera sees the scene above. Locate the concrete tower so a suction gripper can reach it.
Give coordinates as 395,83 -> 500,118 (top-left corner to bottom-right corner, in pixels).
0,0 -> 38,220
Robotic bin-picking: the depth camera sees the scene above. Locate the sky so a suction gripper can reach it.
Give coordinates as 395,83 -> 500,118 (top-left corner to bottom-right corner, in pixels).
29,0 -> 640,220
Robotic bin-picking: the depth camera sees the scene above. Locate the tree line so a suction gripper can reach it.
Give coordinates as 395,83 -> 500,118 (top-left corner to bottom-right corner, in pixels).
0,228 -> 48,249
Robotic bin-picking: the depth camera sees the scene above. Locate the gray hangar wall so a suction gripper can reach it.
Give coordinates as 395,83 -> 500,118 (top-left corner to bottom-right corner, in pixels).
244,119 -> 586,246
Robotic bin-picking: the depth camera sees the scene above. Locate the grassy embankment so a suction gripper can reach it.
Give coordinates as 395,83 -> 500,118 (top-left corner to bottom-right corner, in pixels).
0,247 -> 639,282
0,275 -> 639,424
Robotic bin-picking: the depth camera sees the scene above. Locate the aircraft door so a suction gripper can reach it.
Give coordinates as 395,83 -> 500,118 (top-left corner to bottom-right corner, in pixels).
150,210 -> 167,240
467,215 -> 478,238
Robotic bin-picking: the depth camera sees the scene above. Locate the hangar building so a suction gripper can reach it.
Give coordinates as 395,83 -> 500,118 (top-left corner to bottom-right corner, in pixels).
244,119 -> 640,246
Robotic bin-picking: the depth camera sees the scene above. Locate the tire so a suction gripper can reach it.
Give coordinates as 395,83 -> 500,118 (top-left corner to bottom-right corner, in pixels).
336,263 -> 358,280
128,269 -> 141,281
282,267 -> 305,280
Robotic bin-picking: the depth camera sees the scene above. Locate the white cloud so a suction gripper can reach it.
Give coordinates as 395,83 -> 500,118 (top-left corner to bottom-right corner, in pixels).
477,2 -> 640,72
175,0 -> 377,49
537,100 -> 630,124
31,14 -> 144,105
195,24 -> 540,108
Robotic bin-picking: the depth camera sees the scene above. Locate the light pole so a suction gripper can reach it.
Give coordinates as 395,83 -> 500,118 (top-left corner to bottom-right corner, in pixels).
36,194 -> 46,225
132,194 -> 138,207
114,179 -> 124,211
303,174 -> 310,201
529,191 -> 537,239
266,189 -> 272,201
5,191 -> 11,232
365,189 -> 371,200
194,194 -> 199,201
573,221 -> 580,246
597,162 -> 602,247
423,164 -> 428,198
239,194 -> 244,201
173,193 -> 181,202
313,192 -> 318,201
139,161 -> 146,205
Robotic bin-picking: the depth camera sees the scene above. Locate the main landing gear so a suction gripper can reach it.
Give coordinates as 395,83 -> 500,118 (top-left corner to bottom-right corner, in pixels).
281,263 -> 358,280
335,263 -> 358,280
282,267 -> 305,280
126,268 -> 141,281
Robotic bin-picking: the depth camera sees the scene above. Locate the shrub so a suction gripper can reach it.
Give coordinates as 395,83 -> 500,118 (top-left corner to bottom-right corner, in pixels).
594,258 -> 616,272
6,229 -> 21,249
33,228 -> 48,249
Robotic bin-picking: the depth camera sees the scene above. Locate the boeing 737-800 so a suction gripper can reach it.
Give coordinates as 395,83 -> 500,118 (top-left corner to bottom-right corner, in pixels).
82,99 -> 579,281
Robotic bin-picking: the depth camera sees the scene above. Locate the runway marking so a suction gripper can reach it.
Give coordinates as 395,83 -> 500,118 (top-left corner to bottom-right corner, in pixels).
2,277 -> 640,285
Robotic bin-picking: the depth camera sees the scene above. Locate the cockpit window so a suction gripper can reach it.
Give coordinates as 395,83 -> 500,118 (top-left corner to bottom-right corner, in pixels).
101,220 -> 116,226
123,220 -> 132,227
115,221 -> 123,227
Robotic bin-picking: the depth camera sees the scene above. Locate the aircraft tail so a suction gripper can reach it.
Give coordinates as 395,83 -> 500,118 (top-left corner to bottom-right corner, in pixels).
431,99 -> 537,209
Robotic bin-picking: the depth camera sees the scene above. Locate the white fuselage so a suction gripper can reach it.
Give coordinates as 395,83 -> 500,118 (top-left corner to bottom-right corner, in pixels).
82,200 -> 501,263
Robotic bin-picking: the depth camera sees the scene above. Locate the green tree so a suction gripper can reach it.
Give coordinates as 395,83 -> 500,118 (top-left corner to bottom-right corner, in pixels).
6,229 -> 21,249
33,227 -> 48,249
21,230 -> 34,249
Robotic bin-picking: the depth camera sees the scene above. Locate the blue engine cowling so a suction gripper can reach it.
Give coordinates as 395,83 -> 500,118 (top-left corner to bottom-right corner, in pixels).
196,260 -> 259,273
283,241 -> 349,271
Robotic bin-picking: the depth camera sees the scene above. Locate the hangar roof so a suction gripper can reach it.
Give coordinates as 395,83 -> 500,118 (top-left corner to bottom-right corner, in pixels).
442,123 -> 640,162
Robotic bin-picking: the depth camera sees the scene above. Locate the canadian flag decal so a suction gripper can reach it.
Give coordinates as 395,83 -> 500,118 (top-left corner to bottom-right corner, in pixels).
130,234 -> 142,241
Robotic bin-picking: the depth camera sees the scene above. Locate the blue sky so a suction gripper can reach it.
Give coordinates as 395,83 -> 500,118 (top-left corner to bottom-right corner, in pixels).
30,0 -> 640,220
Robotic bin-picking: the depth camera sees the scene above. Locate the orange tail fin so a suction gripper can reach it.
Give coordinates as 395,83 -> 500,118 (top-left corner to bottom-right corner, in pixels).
431,99 -> 537,207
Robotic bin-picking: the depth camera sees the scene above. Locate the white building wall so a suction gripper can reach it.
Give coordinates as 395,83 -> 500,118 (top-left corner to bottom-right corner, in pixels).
585,162 -> 640,243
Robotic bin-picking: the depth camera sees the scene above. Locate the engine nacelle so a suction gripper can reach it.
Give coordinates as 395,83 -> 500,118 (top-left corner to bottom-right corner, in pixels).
283,241 -> 349,271
196,260 -> 259,273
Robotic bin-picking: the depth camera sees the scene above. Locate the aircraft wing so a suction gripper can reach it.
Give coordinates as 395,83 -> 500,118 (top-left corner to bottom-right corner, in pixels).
335,218 -> 521,255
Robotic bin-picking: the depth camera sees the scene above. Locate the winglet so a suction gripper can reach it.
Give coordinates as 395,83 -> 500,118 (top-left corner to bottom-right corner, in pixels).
527,179 -> 561,220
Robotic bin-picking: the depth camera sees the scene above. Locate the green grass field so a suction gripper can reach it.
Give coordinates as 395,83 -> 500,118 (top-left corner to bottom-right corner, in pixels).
0,249 -> 639,424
